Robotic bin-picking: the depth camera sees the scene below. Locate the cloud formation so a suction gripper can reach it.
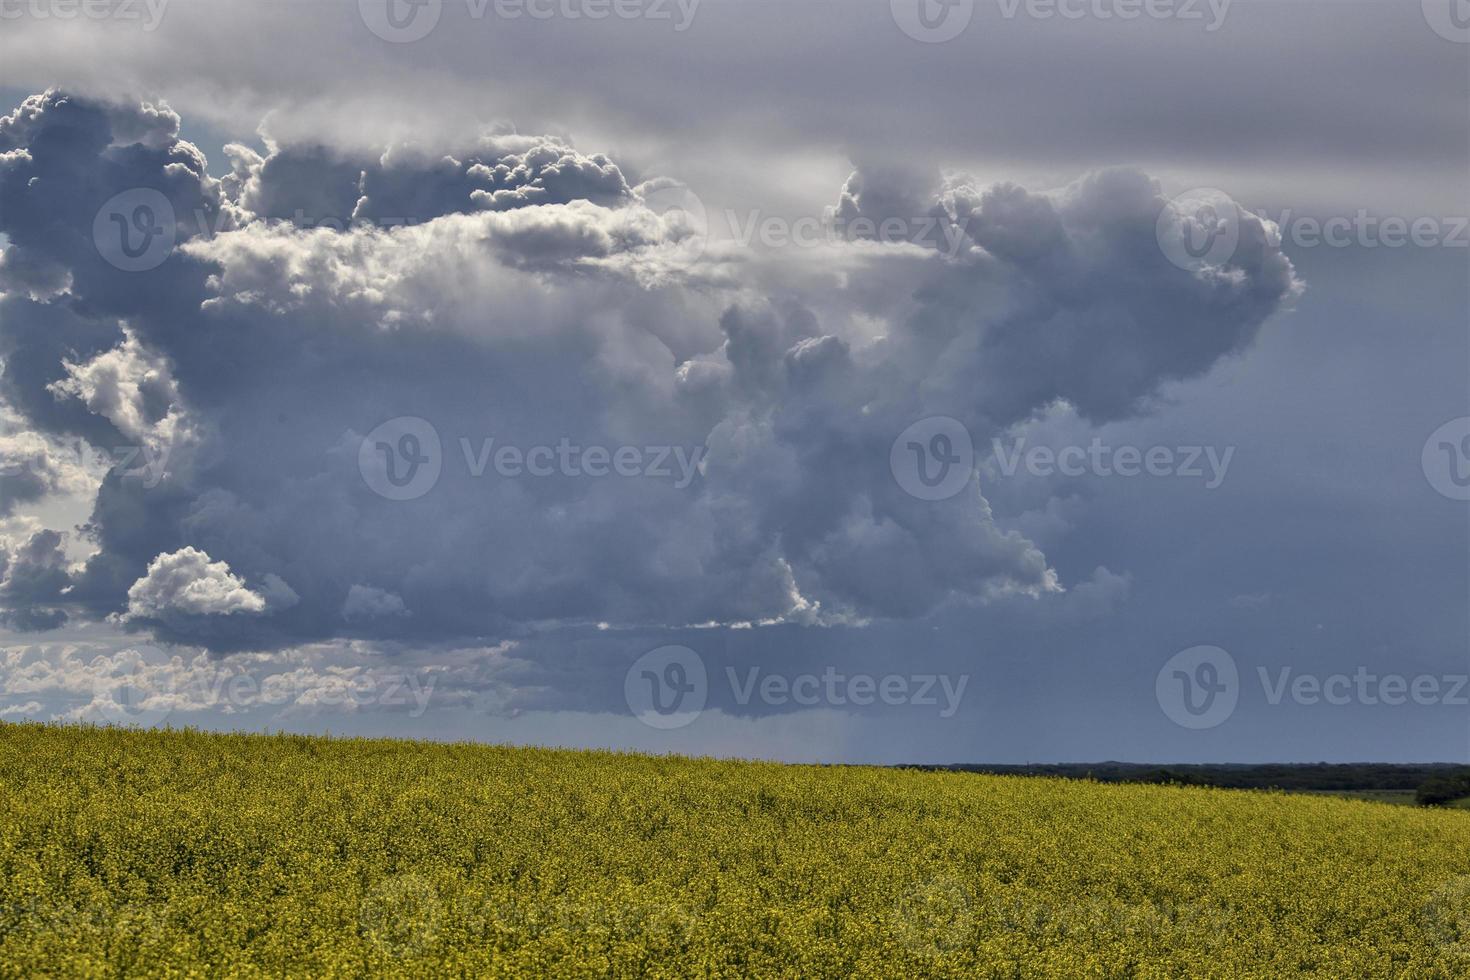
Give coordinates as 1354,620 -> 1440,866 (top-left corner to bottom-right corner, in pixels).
125,547 -> 267,620
0,90 -> 1299,653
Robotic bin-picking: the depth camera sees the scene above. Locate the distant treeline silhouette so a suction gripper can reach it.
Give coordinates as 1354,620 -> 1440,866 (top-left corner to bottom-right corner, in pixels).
900,763 -> 1470,805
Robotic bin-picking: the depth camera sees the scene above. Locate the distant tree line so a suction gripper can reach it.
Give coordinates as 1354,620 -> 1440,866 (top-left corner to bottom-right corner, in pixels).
902,763 -> 1470,806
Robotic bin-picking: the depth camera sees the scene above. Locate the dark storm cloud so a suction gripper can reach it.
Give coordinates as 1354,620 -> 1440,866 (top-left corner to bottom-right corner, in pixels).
0,528 -> 69,631
938,169 -> 1299,423
0,91 -> 1298,654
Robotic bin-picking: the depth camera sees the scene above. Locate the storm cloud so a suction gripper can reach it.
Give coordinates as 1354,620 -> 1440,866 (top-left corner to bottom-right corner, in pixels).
0,90 -> 1300,656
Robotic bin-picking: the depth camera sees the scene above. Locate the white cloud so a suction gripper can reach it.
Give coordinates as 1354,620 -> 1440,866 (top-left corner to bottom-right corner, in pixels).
49,327 -> 185,445
0,699 -> 42,718
125,547 -> 267,620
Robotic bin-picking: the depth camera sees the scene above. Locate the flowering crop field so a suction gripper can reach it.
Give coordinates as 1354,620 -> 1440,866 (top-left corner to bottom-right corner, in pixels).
1,723 -> 1468,977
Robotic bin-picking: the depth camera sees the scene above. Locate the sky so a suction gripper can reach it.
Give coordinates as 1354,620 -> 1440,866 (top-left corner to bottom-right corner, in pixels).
0,0 -> 1464,764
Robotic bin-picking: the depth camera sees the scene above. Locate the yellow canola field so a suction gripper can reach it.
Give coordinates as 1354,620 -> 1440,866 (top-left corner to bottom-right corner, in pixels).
1,723 -> 1468,977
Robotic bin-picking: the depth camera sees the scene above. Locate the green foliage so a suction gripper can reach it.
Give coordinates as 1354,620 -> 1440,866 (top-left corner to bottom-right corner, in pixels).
2,723 -> 1469,977
1417,770 -> 1470,808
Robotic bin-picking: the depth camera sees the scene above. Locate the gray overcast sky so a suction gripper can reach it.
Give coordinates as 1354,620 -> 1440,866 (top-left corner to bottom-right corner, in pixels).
0,0 -> 1464,763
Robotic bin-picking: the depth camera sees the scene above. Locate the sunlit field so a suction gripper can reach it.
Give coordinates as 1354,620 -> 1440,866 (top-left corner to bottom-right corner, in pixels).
1,723 -> 1468,977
